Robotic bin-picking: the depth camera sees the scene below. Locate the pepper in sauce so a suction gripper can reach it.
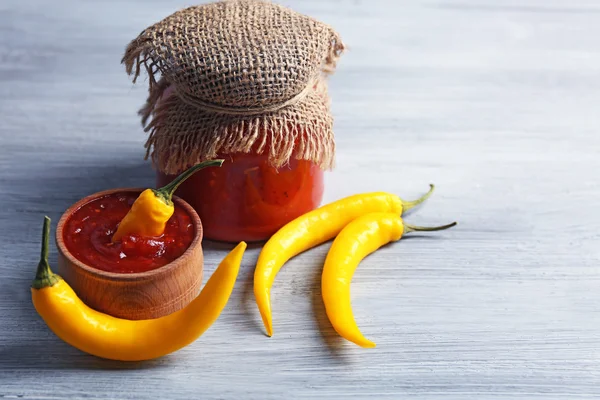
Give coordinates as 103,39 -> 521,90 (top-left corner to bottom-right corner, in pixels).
64,192 -> 194,273
112,159 -> 223,242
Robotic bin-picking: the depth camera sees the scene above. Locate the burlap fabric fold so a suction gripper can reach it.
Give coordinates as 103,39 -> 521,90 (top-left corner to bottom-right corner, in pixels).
122,0 -> 344,174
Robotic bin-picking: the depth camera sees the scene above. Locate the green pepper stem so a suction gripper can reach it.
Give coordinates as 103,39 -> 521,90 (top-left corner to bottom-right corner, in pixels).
402,184 -> 435,211
404,221 -> 457,233
39,216 -> 50,272
32,216 -> 60,289
155,159 -> 225,204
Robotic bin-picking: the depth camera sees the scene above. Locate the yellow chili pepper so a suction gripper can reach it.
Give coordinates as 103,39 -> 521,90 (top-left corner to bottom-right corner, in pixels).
254,185 -> 435,336
32,216 -> 246,361
322,212 -> 456,348
112,159 -> 224,242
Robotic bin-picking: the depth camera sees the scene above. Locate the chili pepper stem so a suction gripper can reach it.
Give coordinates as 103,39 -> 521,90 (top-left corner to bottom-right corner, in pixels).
31,216 -> 60,290
153,159 -> 225,204
402,184 -> 435,211
404,221 -> 457,233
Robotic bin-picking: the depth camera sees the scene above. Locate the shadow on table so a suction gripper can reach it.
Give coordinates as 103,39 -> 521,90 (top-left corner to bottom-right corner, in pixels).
45,160 -> 156,206
238,253 -> 271,337
0,342 -> 171,371
308,242 -> 355,363
307,237 -> 448,362
2,155 -> 157,226
202,239 -> 264,251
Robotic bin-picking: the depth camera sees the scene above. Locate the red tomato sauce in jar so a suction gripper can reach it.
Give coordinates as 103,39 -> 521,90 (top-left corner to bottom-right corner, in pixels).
63,192 -> 194,274
154,85 -> 326,243
157,154 -> 324,243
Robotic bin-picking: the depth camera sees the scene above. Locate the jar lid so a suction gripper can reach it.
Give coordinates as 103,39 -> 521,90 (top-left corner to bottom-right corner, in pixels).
123,0 -> 344,111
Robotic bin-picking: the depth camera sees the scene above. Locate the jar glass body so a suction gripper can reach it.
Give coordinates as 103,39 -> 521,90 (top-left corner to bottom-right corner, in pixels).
156,153 -> 324,242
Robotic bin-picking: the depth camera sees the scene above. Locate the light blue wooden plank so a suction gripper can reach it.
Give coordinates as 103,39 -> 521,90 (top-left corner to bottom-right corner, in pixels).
1,0 -> 599,399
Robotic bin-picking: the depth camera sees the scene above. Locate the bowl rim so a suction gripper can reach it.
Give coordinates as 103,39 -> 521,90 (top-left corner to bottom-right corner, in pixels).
56,187 -> 203,282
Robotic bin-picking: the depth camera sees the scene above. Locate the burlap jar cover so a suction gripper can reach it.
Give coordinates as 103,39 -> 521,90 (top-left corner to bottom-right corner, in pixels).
122,0 -> 345,175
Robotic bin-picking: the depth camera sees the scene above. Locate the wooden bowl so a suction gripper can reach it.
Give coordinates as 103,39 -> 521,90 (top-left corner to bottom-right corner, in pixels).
55,188 -> 203,320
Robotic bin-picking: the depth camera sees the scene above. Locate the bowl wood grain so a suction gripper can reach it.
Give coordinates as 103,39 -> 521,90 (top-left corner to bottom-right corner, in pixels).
56,188 -> 203,320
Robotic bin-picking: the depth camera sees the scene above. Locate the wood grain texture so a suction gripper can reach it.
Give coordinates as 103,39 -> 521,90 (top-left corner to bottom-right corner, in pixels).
1,0 -> 599,399
55,189 -> 204,320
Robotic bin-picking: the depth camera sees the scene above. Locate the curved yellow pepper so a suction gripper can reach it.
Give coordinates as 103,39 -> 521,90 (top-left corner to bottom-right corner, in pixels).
321,212 -> 456,348
112,159 -> 224,242
32,216 -> 246,361
254,185 -> 435,336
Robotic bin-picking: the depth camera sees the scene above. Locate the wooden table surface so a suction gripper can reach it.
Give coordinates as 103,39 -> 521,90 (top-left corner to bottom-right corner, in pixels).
1,0 -> 599,398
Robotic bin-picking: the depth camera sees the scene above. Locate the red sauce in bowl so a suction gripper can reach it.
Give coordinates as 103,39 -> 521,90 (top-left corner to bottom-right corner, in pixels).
63,192 -> 194,274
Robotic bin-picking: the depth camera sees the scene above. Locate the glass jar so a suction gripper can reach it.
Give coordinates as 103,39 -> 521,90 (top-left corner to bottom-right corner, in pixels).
157,153 -> 324,242
154,85 -> 325,242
